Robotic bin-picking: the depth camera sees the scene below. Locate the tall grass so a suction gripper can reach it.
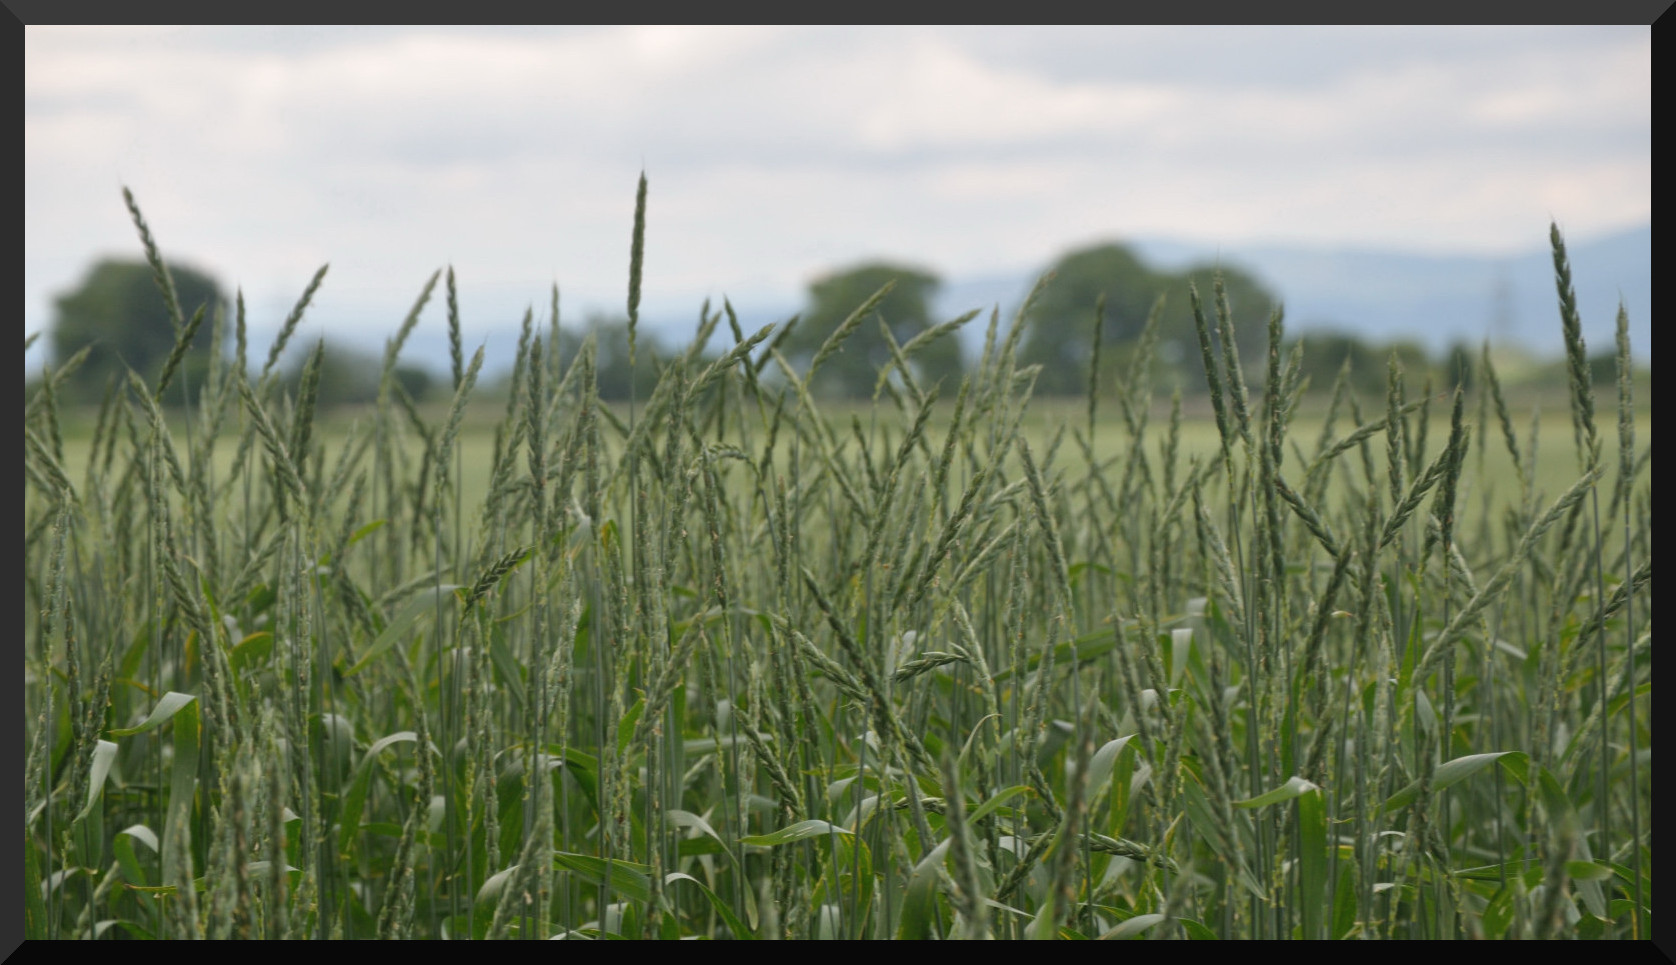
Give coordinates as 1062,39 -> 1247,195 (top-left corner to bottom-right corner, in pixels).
22,187 -> 1651,940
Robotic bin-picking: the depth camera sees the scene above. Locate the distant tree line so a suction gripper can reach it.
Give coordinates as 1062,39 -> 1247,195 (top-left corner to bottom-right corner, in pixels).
778,245 -> 1521,402
38,252 -> 1633,412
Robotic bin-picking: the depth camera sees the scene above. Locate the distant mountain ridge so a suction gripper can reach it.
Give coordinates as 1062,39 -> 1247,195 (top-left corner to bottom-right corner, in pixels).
935,224 -> 1652,361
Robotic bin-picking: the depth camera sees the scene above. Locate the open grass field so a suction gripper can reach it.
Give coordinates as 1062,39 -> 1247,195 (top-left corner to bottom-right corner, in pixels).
23,198 -> 1651,940
51,394 -> 1649,549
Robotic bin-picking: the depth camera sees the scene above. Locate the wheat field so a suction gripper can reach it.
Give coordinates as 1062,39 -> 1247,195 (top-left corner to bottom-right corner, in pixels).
22,185 -> 1650,940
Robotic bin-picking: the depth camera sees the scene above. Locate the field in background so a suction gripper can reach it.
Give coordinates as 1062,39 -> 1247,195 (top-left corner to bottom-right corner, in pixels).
52,392 -> 1650,547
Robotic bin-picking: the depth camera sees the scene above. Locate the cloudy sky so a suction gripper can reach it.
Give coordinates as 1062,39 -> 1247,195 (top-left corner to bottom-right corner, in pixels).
24,25 -> 1651,359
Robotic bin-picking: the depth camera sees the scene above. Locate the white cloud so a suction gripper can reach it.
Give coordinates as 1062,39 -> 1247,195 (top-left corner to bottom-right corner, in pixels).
24,25 -> 1650,350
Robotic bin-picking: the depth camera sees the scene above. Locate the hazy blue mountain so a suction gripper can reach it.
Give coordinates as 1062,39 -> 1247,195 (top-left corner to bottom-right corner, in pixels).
1140,225 -> 1649,360
933,225 -> 1650,362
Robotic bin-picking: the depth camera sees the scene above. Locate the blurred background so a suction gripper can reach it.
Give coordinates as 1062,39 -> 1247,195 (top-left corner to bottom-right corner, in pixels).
24,25 -> 1650,405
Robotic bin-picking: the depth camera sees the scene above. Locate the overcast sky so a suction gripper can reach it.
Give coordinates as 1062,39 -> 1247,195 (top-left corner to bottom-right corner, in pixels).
24,25 -> 1651,355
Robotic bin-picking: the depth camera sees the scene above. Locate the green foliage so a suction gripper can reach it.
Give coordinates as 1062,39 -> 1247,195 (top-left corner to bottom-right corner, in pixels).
282,340 -> 435,407
784,262 -> 959,397
478,316 -> 667,404
1284,331 -> 1432,397
555,316 -> 666,402
1443,341 -> 1476,393
1019,244 -> 1275,395
50,258 -> 226,403
1587,351 -> 1624,390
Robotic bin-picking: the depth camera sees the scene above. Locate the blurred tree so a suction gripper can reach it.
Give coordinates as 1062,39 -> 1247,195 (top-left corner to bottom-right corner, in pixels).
283,340 -> 435,409
551,316 -> 666,402
1018,244 -> 1275,396
1586,351 -> 1619,390
51,258 -> 226,402
785,263 -> 959,398
1385,341 -> 1434,388
1286,331 -> 1389,398
1443,342 -> 1476,393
